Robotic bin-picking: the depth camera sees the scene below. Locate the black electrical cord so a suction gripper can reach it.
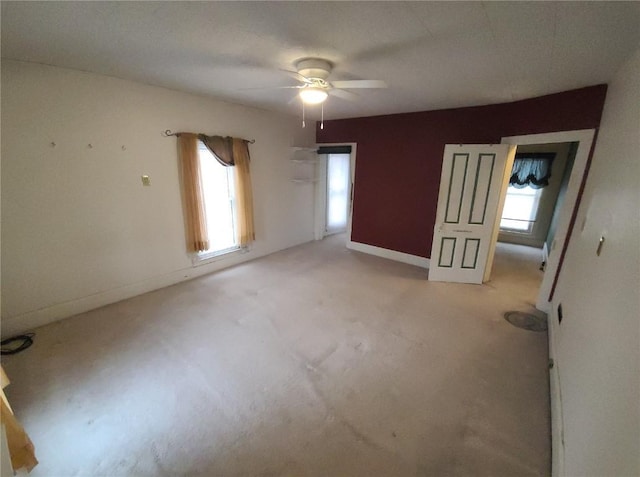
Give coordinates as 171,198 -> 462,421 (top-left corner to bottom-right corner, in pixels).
1,333 -> 35,355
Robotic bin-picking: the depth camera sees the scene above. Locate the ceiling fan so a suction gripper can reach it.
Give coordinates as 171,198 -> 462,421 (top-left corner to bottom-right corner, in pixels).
283,58 -> 388,105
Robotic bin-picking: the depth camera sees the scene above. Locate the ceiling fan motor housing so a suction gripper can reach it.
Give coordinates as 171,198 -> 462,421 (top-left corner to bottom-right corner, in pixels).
295,58 -> 332,81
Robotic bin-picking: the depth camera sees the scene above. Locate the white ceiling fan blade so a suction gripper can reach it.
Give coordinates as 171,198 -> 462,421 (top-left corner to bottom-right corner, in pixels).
329,89 -> 359,101
330,80 -> 388,89
279,69 -> 313,84
239,85 -> 304,91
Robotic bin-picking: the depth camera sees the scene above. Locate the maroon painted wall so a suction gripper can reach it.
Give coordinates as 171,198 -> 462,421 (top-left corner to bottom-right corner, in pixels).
316,85 -> 608,258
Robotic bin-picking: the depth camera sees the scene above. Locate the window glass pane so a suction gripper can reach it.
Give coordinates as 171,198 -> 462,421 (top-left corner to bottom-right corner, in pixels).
326,153 -> 350,232
500,185 -> 542,233
198,144 -> 237,253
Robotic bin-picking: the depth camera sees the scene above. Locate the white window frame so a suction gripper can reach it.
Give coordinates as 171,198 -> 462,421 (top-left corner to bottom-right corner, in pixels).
499,185 -> 544,235
192,141 -> 242,264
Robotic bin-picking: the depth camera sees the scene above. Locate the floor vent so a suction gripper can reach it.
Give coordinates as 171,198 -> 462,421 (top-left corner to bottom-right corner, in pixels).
504,311 -> 548,332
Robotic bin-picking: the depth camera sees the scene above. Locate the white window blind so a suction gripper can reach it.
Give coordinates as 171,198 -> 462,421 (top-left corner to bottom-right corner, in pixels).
500,185 -> 542,233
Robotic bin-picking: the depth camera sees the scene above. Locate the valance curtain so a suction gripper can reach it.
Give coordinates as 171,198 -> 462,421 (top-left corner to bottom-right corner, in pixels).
509,153 -> 555,189
177,133 -> 255,251
198,135 -> 234,166
178,133 -> 209,252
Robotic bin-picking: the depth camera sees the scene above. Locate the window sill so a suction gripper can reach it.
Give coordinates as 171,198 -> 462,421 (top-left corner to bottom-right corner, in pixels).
499,228 -> 534,235
191,245 -> 249,267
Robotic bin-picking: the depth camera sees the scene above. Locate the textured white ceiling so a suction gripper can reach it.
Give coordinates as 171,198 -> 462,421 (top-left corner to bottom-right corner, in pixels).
2,1 -> 639,120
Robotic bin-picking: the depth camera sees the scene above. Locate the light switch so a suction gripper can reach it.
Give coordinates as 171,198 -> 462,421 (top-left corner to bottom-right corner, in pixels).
141,175 -> 151,186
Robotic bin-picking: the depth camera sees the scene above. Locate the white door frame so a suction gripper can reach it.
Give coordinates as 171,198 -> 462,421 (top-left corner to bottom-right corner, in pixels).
500,130 -> 594,477
500,129 -> 595,312
314,142 -> 357,241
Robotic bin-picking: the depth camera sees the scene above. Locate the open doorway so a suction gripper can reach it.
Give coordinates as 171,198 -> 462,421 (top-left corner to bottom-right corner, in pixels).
314,144 -> 357,242
498,141 -> 578,269
495,130 -> 596,312
325,153 -> 351,235
491,142 -> 578,307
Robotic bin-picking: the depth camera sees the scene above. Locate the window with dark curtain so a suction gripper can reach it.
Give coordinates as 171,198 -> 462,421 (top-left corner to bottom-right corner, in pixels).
509,153 -> 555,189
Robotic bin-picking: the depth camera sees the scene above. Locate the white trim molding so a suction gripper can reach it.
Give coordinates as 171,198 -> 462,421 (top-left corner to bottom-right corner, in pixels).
314,142 -> 358,242
0,248 -> 257,337
547,304 -> 565,477
501,129 -> 595,313
502,128 -> 596,477
542,242 -> 549,265
347,240 -> 430,268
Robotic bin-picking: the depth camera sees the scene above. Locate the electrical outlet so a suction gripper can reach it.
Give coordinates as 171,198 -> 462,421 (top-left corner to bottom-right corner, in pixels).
141,175 -> 151,186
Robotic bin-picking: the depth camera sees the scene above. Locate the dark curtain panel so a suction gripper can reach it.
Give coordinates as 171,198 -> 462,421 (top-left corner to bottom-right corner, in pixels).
199,135 -> 234,166
510,153 -> 556,189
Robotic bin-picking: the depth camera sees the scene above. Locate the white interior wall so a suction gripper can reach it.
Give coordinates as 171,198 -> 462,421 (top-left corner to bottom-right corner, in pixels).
551,49 -> 639,476
1,60 -> 315,336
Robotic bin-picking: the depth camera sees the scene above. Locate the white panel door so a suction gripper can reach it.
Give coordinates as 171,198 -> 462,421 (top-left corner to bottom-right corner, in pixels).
429,144 -> 512,284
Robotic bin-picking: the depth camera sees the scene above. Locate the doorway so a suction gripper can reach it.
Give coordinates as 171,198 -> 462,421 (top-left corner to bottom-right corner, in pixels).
325,153 -> 351,235
314,143 -> 357,241
491,241 -> 546,305
497,129 -> 596,312
498,142 -> 578,268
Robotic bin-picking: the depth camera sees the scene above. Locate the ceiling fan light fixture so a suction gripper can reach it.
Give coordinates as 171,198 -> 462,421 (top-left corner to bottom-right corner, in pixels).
299,87 -> 328,104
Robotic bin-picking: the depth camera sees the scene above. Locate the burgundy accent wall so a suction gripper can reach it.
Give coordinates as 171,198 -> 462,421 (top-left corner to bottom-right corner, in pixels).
316,85 -> 608,258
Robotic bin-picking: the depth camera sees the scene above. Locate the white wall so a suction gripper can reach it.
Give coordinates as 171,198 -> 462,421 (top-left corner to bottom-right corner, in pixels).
550,49 -> 639,476
1,60 -> 315,336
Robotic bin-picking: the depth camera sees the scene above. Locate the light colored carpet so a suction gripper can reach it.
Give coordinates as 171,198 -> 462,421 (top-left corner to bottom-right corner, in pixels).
2,236 -> 549,476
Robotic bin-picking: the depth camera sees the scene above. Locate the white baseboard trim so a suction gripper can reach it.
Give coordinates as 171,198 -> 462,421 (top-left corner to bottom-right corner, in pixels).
347,240 -> 430,268
542,242 -> 549,264
1,238 -> 423,336
1,248 -> 262,337
548,304 -> 564,477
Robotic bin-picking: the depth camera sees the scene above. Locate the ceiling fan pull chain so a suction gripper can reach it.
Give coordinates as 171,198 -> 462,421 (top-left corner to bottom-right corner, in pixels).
302,101 -> 306,128
321,103 -> 324,130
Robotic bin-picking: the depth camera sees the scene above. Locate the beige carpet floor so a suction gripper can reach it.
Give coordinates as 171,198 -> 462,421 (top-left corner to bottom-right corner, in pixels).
2,236 -> 549,476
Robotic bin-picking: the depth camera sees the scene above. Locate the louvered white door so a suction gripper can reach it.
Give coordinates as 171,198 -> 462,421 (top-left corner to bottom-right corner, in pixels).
428,144 -> 512,284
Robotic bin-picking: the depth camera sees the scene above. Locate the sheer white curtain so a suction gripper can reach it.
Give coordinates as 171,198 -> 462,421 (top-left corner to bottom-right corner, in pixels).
326,153 -> 350,233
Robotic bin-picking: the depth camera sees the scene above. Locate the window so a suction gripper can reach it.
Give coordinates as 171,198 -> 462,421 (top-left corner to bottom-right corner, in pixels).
197,141 -> 239,257
500,185 -> 543,234
177,133 -> 254,256
326,153 -> 350,233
